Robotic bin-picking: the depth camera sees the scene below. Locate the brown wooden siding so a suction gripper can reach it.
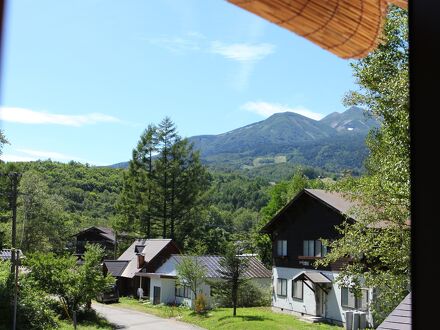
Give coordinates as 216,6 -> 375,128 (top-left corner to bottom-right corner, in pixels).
271,193 -> 349,271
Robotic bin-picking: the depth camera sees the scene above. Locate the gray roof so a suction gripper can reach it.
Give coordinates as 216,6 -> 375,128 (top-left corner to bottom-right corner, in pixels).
261,189 -> 355,233
74,226 -> 116,242
96,227 -> 116,242
169,254 -> 272,279
304,189 -> 355,214
377,292 -> 411,330
103,260 -> 129,277
293,271 -> 332,284
117,239 -> 173,278
1,249 -> 24,261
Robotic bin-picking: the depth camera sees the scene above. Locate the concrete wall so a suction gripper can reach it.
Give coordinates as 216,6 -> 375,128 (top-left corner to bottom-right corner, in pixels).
273,267 -> 374,326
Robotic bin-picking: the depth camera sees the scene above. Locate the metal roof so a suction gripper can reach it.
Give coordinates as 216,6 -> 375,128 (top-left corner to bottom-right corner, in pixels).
377,292 -> 411,330
73,226 -> 116,242
103,260 -> 129,277
293,271 -> 332,284
305,189 -> 355,215
260,189 -> 355,233
157,254 -> 272,279
0,249 -> 24,261
117,239 -> 173,278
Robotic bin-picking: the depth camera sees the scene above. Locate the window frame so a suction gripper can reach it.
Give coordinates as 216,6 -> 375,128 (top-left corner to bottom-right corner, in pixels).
175,284 -> 191,299
291,278 -> 303,300
276,278 -> 287,296
303,239 -> 328,257
276,240 -> 288,257
341,287 -> 369,310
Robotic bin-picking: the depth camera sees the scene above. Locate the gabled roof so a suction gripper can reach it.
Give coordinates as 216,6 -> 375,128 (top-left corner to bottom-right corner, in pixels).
261,189 -> 355,233
103,260 -> 129,277
73,226 -> 116,242
116,239 -> 174,278
377,292 -> 411,330
155,254 -> 272,279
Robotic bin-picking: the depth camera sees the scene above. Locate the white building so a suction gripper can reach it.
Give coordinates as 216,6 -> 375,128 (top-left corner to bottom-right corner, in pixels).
135,254 -> 272,308
260,189 -> 374,327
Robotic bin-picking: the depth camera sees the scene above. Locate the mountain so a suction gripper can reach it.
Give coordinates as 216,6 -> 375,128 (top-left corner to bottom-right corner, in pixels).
319,106 -> 379,133
110,106 -> 379,176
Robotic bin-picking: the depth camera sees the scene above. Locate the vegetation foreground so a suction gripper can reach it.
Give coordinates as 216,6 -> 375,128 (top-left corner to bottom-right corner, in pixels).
110,297 -> 342,330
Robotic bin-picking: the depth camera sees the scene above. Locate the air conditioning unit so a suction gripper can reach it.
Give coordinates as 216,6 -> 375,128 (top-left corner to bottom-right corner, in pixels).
345,311 -> 353,330
345,311 -> 367,330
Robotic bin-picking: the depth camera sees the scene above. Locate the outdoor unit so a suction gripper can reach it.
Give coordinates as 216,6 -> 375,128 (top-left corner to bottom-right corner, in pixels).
345,311 -> 353,330
345,311 -> 367,330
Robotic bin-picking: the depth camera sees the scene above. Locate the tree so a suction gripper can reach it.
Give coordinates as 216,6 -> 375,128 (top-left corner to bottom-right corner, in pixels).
315,5 -> 409,324
25,244 -> 115,318
17,170 -> 69,253
118,117 -> 209,245
118,125 -> 158,237
175,255 -> 207,309
218,243 -> 249,317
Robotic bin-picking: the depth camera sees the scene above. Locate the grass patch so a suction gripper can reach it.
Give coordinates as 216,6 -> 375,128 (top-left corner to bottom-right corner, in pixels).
56,308 -> 115,330
115,297 -> 343,330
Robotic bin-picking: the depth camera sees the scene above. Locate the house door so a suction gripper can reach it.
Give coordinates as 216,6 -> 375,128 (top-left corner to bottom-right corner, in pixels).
315,287 -> 326,317
153,286 -> 161,305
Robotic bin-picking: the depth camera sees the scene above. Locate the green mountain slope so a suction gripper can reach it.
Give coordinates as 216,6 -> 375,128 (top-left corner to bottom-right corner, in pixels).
111,107 -> 378,176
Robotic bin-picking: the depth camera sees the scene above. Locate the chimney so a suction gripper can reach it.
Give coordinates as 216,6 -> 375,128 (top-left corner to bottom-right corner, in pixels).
136,253 -> 145,269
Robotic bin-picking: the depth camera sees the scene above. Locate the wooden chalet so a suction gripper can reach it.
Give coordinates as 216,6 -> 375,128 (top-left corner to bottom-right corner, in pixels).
260,189 -> 373,326
73,226 -> 116,260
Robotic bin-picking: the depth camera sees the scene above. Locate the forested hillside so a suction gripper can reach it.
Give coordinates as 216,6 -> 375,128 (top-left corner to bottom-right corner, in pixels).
111,107 -> 377,176
0,156 -> 327,260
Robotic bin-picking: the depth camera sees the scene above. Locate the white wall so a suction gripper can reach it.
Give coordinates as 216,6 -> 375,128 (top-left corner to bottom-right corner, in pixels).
272,267 -> 374,326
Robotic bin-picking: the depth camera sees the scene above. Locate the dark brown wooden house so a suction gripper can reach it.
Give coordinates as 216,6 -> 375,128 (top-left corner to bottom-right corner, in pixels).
73,226 -> 116,260
260,189 -> 373,327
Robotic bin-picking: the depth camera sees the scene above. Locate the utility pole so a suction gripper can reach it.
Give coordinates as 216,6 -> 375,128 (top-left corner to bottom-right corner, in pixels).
1,171 -> 22,330
9,172 -> 20,275
13,249 -> 19,330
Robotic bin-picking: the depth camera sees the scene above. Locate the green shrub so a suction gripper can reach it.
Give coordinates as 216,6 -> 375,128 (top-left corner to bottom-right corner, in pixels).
211,280 -> 271,307
0,263 -> 57,330
194,293 -> 207,313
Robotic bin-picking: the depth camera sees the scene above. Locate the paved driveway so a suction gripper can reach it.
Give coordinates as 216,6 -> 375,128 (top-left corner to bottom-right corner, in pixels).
93,302 -> 205,330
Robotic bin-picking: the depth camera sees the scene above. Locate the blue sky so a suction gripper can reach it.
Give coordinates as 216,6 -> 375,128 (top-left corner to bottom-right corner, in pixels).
0,0 -> 357,166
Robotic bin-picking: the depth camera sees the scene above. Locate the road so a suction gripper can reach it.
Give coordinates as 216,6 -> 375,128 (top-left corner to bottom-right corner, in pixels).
92,302 -> 205,330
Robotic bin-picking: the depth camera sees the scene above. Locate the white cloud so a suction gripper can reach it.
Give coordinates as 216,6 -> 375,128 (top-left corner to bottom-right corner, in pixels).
2,148 -> 102,165
0,107 -> 121,127
140,32 -> 206,54
241,101 -> 324,120
210,41 -> 275,62
1,154 -> 37,162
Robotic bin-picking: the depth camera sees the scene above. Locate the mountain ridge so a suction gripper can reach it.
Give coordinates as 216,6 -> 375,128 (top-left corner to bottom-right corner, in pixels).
109,106 -> 378,175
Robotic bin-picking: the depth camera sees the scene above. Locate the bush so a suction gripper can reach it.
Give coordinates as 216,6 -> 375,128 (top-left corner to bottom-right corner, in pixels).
211,280 -> 271,308
0,263 -> 57,330
194,293 -> 207,313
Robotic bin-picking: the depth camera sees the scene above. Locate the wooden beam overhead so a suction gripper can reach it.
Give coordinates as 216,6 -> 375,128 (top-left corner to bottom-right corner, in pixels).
227,0 -> 408,59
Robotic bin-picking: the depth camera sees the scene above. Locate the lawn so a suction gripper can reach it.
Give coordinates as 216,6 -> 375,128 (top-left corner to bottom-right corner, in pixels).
56,309 -> 115,330
113,297 -> 343,330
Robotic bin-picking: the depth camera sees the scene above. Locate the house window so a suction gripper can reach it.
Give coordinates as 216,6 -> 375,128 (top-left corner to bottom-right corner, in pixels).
341,287 -> 369,311
277,240 -> 287,257
175,285 -> 191,299
291,279 -> 303,300
276,278 -> 287,296
303,240 -> 328,257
